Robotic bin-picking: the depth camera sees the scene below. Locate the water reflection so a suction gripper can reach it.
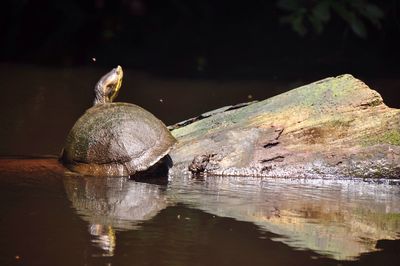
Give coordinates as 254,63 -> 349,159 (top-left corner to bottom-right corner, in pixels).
63,173 -> 400,260
63,176 -> 169,256
167,176 -> 400,260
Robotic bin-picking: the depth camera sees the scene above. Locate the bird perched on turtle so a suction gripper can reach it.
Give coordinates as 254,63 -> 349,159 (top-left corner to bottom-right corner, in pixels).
61,66 -> 176,177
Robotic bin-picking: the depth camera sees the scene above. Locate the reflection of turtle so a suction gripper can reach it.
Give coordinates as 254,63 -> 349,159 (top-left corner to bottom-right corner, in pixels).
63,176 -> 168,256
63,176 -> 168,230
61,66 -> 176,177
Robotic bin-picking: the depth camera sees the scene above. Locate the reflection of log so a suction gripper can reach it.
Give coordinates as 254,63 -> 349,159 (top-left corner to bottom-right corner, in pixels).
170,74 -> 400,178
168,176 -> 400,260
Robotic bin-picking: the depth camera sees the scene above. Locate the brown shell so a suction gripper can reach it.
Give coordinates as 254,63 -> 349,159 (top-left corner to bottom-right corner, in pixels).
61,103 -> 176,176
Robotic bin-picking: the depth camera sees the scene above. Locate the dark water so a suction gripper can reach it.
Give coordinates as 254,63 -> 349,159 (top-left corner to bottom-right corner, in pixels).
0,65 -> 400,265
0,159 -> 400,265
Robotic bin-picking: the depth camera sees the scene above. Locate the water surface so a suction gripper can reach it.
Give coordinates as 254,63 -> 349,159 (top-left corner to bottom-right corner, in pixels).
0,158 -> 399,265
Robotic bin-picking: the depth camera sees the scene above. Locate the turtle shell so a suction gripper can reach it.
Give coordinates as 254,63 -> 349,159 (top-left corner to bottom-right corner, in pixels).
61,102 -> 176,176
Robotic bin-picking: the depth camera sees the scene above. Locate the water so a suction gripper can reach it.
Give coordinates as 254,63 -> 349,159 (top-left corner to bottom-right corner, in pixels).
0,65 -> 400,265
0,158 -> 399,265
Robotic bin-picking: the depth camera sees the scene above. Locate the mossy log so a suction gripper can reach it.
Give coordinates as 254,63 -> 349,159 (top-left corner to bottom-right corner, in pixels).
169,74 -> 400,178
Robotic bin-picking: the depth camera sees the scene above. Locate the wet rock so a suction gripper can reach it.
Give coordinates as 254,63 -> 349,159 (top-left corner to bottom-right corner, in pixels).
188,153 -> 222,176
188,154 -> 212,175
170,74 -> 400,178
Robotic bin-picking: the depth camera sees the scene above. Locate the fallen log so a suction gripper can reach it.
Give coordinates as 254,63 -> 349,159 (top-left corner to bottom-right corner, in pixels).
169,74 -> 400,178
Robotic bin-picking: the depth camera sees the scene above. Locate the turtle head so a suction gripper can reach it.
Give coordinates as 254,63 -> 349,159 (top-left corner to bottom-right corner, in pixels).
94,65 -> 124,106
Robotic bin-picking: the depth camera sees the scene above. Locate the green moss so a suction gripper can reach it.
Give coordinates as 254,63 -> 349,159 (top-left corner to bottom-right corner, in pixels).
362,130 -> 400,146
245,75 -> 356,112
353,208 -> 400,229
385,130 -> 400,145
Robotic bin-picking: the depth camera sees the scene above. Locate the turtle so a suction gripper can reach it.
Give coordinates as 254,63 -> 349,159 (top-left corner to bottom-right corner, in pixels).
61,66 -> 176,177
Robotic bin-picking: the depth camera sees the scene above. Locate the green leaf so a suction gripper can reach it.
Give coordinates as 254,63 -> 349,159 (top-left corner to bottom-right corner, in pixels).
279,13 -> 307,36
350,1 -> 384,19
331,2 -> 353,22
276,0 -> 383,37
312,1 -> 331,22
349,16 -> 367,38
292,14 -> 307,36
309,15 -> 324,34
358,3 -> 384,28
331,2 -> 367,38
364,4 -> 384,18
348,1 -> 384,27
276,0 -> 301,11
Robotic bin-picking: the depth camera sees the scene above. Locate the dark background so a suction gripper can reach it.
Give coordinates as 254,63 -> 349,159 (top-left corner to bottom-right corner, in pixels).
1,0 -> 400,155
2,0 -> 400,77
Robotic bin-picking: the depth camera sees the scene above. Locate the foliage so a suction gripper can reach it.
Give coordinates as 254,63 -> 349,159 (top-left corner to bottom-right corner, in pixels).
277,0 -> 385,38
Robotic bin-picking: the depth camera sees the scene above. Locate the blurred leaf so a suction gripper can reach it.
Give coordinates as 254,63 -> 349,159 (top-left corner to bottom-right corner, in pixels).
309,1 -> 332,34
363,16 -> 381,29
332,2 -> 369,38
358,3 -> 384,28
364,4 -> 384,18
276,0 -> 301,11
276,0 -> 384,38
312,1 -> 331,22
292,14 -> 307,36
350,0 -> 384,18
349,16 -> 367,38
309,16 -> 323,34
280,12 -> 307,36
331,2 -> 352,22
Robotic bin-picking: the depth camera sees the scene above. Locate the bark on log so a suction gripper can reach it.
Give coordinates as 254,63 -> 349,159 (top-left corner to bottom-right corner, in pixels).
169,74 -> 400,178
